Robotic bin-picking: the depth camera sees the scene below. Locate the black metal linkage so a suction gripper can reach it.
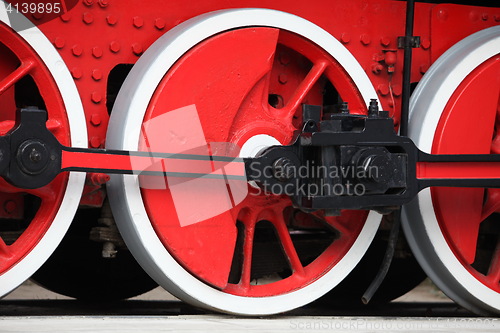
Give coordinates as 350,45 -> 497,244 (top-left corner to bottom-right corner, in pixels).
399,0 -> 416,137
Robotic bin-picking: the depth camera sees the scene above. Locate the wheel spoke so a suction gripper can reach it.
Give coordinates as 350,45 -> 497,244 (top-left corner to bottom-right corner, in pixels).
25,185 -> 57,202
272,211 -> 305,276
481,188 -> 500,221
280,60 -> 327,120
0,237 -> 11,258
487,239 -> 500,285
0,176 -> 57,202
321,210 -> 367,236
240,211 -> 257,289
491,136 -> 500,154
322,215 -> 353,236
0,60 -> 36,96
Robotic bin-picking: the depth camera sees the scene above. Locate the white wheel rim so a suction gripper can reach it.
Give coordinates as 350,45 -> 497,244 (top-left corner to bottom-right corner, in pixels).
403,26 -> 500,314
107,8 -> 381,315
0,8 -> 86,297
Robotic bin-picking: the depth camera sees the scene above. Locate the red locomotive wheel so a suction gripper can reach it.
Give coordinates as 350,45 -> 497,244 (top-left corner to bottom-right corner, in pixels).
107,9 -> 382,315
403,26 -> 500,315
0,12 -> 86,296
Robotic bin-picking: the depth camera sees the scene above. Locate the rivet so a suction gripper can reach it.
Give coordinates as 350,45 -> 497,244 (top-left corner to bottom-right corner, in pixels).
377,84 -> 389,96
83,12 -> 94,24
380,36 -> 391,47
83,0 -> 94,6
132,43 -> 143,56
92,46 -> 103,58
109,41 -> 120,53
71,67 -> 83,79
279,53 -> 290,66
98,0 -> 109,8
419,64 -> 429,74
92,69 -> 103,81
133,16 -> 144,28
340,32 -> 351,44
495,15 -> 500,22
278,73 -> 288,84
481,13 -> 489,21
106,15 -> 117,25
421,37 -> 431,50
90,113 -> 102,126
469,11 -> 479,22
155,18 -> 166,30
360,34 -> 371,46
72,45 -> 83,56
392,84 -> 402,97
54,37 -> 65,49
4,200 -> 17,214
91,92 -> 102,103
90,137 -> 101,148
437,9 -> 448,21
60,13 -> 71,22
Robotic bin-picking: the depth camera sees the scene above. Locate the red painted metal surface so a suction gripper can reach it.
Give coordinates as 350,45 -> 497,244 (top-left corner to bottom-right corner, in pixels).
431,55 -> 500,291
136,27 -> 369,295
11,0 -> 492,209
1,0 -> 499,301
417,162 -> 500,180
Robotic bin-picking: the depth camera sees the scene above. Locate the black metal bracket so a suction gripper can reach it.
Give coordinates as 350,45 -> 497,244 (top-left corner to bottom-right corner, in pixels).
397,36 -> 421,49
0,107 -> 62,189
246,103 -> 500,213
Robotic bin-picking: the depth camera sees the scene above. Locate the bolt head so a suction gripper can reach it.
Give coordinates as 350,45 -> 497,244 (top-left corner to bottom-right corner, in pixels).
92,46 -> 103,58
60,13 -> 71,22
340,32 -> 351,44
377,84 -> 389,96
155,18 -> 166,30
54,37 -> 65,49
360,34 -> 371,45
32,12 -> 44,20
133,16 -> 144,28
106,15 -> 117,25
4,200 -> 17,214
72,45 -> 83,56
273,158 -> 295,182
17,140 -> 50,175
92,69 -> 103,81
71,67 -> 83,79
278,73 -> 288,84
91,92 -> 102,103
132,43 -> 143,56
279,52 -> 290,65
83,12 -> 94,24
380,36 -> 391,47
109,41 -> 120,53
90,137 -> 101,148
